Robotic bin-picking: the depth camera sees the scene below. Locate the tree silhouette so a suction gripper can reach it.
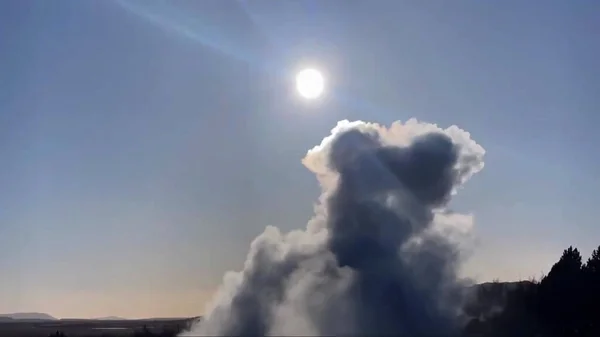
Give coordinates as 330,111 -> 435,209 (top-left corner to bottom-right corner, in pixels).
463,245 -> 600,337
582,245 -> 600,335
583,246 -> 600,274
538,246 -> 585,336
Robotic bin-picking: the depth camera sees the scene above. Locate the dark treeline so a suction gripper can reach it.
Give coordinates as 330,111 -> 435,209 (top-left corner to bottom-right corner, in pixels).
463,245 -> 600,337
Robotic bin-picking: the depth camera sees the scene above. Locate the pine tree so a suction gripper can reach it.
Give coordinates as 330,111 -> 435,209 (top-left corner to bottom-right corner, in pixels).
583,246 -> 600,275
582,246 -> 600,335
539,246 -> 584,336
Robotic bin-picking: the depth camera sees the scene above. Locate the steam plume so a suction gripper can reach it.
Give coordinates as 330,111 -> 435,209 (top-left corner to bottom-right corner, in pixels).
182,119 -> 485,336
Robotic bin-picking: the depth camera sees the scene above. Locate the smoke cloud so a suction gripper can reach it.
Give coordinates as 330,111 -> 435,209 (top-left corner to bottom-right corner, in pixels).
182,119 -> 485,336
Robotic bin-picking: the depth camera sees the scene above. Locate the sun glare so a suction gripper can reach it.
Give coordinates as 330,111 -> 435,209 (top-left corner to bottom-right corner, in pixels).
296,68 -> 324,99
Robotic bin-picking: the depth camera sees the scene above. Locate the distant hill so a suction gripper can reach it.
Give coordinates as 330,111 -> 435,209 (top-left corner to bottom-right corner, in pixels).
0,312 -> 56,321
476,280 -> 534,290
142,317 -> 193,321
95,316 -> 127,320
463,281 -> 535,320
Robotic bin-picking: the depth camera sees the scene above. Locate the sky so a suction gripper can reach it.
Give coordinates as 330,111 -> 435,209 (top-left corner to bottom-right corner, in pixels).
1,0 -> 599,319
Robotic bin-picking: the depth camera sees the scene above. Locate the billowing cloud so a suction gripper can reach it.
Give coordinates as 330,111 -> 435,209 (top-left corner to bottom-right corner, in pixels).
182,118 -> 485,336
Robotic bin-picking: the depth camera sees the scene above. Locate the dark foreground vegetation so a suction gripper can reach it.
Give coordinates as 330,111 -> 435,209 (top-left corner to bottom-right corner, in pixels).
0,318 -> 195,337
464,244 -> 600,337
1,245 -> 598,337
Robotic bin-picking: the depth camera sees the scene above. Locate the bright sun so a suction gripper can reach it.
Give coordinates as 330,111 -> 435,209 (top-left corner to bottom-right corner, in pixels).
296,68 -> 324,99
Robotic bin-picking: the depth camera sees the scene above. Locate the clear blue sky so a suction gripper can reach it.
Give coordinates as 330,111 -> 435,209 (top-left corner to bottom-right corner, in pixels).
1,0 -> 599,318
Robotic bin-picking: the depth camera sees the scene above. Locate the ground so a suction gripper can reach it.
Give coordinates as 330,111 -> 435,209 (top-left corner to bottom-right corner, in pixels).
0,318 -> 195,337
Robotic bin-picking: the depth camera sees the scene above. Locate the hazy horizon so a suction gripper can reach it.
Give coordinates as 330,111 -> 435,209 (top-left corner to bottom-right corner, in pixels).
2,0 -> 599,319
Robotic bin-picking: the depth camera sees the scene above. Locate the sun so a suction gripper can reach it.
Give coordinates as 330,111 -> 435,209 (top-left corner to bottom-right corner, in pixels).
296,68 -> 324,99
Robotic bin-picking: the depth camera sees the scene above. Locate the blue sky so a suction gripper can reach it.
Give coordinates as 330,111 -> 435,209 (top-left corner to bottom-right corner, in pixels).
1,0 -> 599,318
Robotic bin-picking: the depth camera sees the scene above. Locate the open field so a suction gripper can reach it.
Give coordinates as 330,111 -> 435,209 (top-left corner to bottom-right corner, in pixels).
0,318 -> 196,337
